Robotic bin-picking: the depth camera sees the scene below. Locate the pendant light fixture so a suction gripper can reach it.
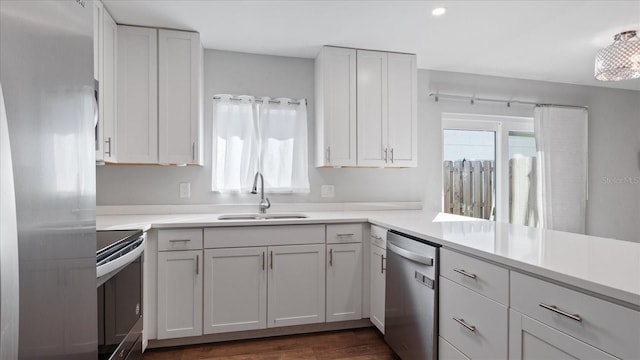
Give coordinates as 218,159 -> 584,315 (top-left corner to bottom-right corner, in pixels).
594,30 -> 640,81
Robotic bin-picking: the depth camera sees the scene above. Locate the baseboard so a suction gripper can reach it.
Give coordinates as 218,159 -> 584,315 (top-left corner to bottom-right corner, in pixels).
147,319 -> 374,350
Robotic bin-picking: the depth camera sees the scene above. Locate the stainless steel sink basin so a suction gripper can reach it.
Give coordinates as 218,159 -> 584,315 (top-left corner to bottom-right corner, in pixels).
217,213 -> 308,220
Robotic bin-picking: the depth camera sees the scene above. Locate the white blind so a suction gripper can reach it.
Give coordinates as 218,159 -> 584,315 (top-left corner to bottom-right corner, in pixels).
212,95 -> 310,193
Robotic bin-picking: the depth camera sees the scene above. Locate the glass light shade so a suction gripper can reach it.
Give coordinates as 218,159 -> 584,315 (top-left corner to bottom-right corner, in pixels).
595,31 -> 640,81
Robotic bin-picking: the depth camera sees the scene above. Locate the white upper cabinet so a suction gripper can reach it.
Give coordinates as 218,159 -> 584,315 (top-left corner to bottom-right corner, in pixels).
158,29 -> 203,165
386,52 -> 417,167
116,26 -> 158,164
315,46 -> 417,168
93,1 -> 117,163
357,50 -> 388,167
101,10 -> 117,163
315,46 -> 357,167
115,26 -> 203,165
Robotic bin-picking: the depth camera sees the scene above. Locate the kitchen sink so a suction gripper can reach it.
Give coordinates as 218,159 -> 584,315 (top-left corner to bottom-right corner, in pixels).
217,213 -> 308,220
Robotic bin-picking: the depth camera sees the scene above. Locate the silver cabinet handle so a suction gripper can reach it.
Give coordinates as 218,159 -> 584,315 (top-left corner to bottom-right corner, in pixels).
326,146 -> 331,162
192,142 -> 196,162
371,234 -> 383,240
105,137 -> 112,157
453,317 -> 476,332
390,148 -> 394,163
387,242 -> 433,266
384,148 -> 388,162
169,239 -> 190,243
196,255 -> 199,275
381,255 -> 385,274
262,251 -> 265,271
453,268 -> 477,279
539,303 -> 582,322
270,251 -> 273,270
336,233 -> 354,237
329,248 -> 333,267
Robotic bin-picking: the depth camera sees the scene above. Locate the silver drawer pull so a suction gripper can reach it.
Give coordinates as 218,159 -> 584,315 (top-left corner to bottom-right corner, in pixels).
453,317 -> 476,332
169,239 -> 191,243
539,303 -> 582,322
336,233 -> 354,237
453,268 -> 477,279
371,234 -> 383,240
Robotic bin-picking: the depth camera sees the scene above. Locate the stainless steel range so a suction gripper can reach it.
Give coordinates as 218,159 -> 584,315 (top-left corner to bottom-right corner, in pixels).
97,230 -> 145,360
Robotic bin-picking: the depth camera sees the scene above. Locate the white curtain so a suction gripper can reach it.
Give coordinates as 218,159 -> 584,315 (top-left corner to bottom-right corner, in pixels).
212,95 -> 310,194
258,98 -> 310,193
212,95 -> 258,193
534,106 -> 588,233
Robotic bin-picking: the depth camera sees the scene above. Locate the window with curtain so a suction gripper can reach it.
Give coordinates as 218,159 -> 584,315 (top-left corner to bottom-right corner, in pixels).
212,94 -> 310,193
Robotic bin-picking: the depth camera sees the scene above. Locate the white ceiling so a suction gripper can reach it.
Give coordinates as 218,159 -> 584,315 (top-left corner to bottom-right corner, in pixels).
103,0 -> 640,91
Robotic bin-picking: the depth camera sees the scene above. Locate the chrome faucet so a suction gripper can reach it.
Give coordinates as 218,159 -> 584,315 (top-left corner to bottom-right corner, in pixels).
251,172 -> 271,214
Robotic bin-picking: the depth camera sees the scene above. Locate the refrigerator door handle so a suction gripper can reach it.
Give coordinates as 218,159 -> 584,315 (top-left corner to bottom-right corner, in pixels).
0,82 -> 20,360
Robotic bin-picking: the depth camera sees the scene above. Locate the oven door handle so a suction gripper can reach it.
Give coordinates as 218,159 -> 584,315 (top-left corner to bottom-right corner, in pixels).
97,235 -> 146,285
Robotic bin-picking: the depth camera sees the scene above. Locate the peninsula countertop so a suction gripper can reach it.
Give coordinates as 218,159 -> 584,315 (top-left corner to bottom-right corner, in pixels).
97,209 -> 640,309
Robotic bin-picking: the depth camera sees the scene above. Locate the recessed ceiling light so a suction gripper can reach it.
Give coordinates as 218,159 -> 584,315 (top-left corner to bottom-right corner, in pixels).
432,7 -> 447,16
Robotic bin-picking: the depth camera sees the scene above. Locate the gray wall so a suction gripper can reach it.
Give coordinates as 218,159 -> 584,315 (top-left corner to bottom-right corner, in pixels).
97,49 -> 640,242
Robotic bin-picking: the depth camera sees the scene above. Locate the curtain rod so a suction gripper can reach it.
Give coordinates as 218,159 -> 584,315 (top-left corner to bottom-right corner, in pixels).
428,93 -> 588,110
213,95 -> 306,106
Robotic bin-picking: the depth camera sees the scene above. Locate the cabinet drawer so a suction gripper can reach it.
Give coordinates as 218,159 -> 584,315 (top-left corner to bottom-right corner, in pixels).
440,248 -> 508,305
158,229 -> 203,251
439,337 -> 470,360
326,223 -> 362,244
511,271 -> 640,360
370,225 -> 387,249
439,277 -> 508,360
204,225 -> 325,248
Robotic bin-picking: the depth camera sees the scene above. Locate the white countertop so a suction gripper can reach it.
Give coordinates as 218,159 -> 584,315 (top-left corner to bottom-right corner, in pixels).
97,210 -> 640,309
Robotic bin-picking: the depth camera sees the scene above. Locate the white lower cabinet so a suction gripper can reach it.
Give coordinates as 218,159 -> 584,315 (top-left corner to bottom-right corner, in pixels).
439,336 -> 470,360
326,243 -> 362,322
369,242 -> 386,333
268,244 -> 326,327
439,277 -> 508,359
509,309 -> 617,360
203,247 -> 267,334
157,249 -> 202,339
201,243 -> 326,333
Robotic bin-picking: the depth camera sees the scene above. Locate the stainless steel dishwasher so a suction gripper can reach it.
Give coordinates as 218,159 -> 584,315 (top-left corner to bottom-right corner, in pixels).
385,230 -> 439,360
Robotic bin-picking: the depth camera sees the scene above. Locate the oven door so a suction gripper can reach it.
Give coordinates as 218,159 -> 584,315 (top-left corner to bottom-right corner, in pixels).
98,253 -> 143,360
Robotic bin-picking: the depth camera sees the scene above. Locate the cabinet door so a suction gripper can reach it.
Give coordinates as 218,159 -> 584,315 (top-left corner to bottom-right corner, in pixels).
158,29 -> 202,165
387,53 -> 417,167
357,50 -> 388,167
101,10 -> 117,162
157,250 -> 202,339
267,244 -> 326,327
509,310 -> 618,360
326,243 -> 362,322
117,26 -> 158,164
316,46 -> 356,167
93,0 -> 104,162
370,245 -> 386,333
203,247 -> 267,334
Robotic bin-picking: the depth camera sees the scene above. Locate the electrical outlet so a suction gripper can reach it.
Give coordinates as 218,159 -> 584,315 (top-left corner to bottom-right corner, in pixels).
179,183 -> 191,198
321,185 -> 335,198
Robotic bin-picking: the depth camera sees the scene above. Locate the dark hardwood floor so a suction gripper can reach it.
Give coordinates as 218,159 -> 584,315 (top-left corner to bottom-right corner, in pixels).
143,328 -> 398,360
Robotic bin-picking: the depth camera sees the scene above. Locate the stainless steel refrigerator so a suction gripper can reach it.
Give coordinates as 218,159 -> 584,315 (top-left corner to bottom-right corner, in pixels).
0,1 -> 97,359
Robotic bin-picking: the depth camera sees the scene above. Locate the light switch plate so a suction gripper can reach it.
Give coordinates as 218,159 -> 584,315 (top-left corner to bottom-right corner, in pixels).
179,182 -> 191,198
321,185 -> 335,198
